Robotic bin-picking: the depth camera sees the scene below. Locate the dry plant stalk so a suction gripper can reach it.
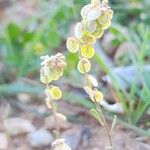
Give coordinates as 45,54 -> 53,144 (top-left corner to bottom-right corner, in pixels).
67,0 -> 114,149
40,53 -> 71,150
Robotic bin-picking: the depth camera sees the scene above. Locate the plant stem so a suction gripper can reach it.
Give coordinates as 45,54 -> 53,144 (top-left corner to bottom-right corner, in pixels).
46,82 -> 60,139
94,100 -> 113,150
79,54 -> 113,149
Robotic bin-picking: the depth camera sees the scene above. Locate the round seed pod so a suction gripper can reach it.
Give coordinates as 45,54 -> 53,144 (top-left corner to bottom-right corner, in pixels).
49,86 -> 62,100
92,26 -> 104,38
81,44 -> 95,58
87,5 -> 101,21
84,20 -> 97,33
82,32 -> 96,44
66,37 -> 80,53
93,89 -> 103,102
77,58 -> 91,74
74,22 -> 84,39
81,4 -> 92,19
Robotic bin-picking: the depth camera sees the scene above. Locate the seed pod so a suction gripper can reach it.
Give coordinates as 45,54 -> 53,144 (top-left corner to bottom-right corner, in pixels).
74,22 -> 84,39
66,37 -> 80,53
101,20 -> 111,29
84,20 -> 97,33
81,44 -> 95,58
82,32 -> 96,44
91,0 -> 101,4
77,58 -> 91,74
87,5 -> 101,21
84,85 -> 93,98
88,75 -> 98,87
92,26 -> 104,38
49,86 -> 62,100
93,89 -> 103,102
98,11 -> 110,26
40,67 -> 52,83
81,4 -> 92,18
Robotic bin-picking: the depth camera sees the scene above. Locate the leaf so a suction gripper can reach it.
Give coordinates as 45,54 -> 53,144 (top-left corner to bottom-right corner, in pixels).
7,23 -> 21,40
111,115 -> 117,132
90,108 -> 102,124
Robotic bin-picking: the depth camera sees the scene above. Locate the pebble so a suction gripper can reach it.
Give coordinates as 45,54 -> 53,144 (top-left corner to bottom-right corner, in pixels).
62,128 -> 82,150
27,129 -> 53,147
45,115 -> 71,131
0,132 -> 8,149
4,117 -> 36,136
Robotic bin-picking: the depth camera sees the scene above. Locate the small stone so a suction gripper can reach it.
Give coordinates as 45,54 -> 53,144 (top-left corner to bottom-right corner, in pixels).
17,93 -> 31,103
4,117 -> 36,136
45,115 -> 71,131
27,129 -> 53,147
0,133 -> 8,149
62,128 -> 82,150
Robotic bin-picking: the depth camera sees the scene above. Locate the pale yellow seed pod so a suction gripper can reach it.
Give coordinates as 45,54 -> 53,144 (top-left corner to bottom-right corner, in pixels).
50,70 -> 60,81
81,44 -> 95,58
101,20 -> 111,30
66,37 -> 80,53
87,5 -> 101,21
82,32 -> 96,44
92,26 -> 104,38
81,4 -> 92,18
49,86 -> 62,100
108,9 -> 114,20
98,11 -> 110,26
84,85 -> 93,98
88,75 -> 98,87
102,0 -> 108,4
91,0 -> 101,4
84,20 -> 97,33
93,89 -> 103,102
56,68 -> 63,77
77,58 -> 91,74
40,68 -> 52,84
40,75 -> 52,84
74,22 -> 84,39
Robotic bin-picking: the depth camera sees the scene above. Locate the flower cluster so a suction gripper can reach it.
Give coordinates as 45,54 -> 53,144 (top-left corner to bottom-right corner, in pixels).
67,0 -> 113,103
40,53 -> 66,84
40,53 -> 71,149
40,53 -> 66,107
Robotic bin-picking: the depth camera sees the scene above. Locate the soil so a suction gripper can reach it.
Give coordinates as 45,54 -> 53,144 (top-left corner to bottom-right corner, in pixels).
0,100 -> 150,150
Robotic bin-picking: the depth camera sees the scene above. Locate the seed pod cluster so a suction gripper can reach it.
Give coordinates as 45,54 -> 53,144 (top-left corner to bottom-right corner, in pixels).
40,53 -> 66,84
67,0 -> 113,102
40,53 -> 66,109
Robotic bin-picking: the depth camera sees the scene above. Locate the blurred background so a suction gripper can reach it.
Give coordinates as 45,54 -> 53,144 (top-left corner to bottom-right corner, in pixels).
0,0 -> 150,149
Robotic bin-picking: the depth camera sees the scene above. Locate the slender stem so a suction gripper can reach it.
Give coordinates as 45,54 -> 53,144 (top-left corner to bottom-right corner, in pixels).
79,50 -> 113,149
46,82 -> 60,139
94,100 -> 113,149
